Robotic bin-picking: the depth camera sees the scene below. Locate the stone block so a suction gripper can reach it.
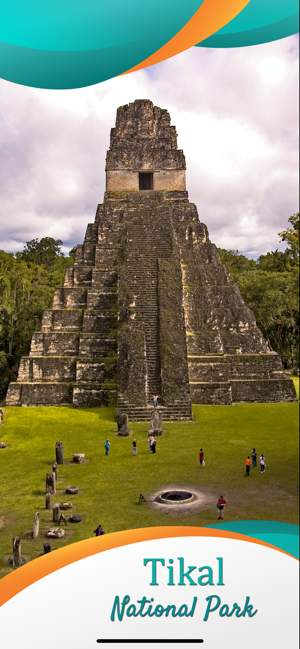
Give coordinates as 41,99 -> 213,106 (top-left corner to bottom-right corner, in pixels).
30,332 -> 80,356
73,386 -> 117,408
53,287 -> 87,309
92,268 -> 118,289
17,383 -> 73,405
190,382 -> 233,405
76,359 -> 116,383
5,383 -> 22,405
78,335 -> 117,356
82,312 -> 117,334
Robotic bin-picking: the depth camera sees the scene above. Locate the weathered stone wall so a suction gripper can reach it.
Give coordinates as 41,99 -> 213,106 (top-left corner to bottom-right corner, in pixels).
106,169 -> 186,191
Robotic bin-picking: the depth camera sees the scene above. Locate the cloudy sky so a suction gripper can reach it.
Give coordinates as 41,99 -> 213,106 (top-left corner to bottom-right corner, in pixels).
0,35 -> 298,258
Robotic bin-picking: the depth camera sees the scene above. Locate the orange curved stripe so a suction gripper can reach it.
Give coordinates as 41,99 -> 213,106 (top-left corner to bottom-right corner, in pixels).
0,526 -> 297,607
122,0 -> 250,75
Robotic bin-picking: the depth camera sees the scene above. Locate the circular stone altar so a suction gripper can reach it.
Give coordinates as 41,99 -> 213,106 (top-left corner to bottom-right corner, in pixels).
157,490 -> 195,504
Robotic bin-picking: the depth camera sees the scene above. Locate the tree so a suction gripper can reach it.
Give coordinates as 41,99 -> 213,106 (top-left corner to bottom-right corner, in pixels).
236,270 -> 299,368
0,350 -> 16,397
68,246 -> 77,258
257,250 -> 289,273
218,249 -> 256,280
217,214 -> 299,371
0,249 -> 75,362
18,237 -> 64,270
278,213 -> 299,266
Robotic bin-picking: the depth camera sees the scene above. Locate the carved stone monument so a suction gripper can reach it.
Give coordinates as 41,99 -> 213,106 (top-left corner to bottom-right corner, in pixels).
46,472 -> 56,495
52,504 -> 60,523
45,493 -> 51,510
32,512 -> 39,540
55,441 -> 64,465
43,542 -> 51,554
116,413 -> 129,436
11,536 -> 26,567
52,461 -> 58,480
7,100 -> 297,415
149,408 -> 163,435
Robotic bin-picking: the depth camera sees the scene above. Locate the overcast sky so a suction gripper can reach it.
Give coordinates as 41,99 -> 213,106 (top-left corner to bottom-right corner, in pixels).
0,35 -> 298,258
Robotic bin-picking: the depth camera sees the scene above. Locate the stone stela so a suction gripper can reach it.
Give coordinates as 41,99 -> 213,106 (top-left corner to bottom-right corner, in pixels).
6,100 -> 297,418
148,408 -> 163,436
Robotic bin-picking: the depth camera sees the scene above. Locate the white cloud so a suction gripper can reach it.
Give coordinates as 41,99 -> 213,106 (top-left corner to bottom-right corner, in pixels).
0,35 -> 298,258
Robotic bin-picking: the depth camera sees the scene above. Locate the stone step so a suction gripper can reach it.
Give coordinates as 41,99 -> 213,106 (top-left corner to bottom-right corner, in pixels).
116,405 -> 193,421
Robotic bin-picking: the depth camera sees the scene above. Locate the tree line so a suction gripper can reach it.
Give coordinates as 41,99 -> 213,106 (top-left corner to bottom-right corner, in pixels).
0,215 -> 298,396
218,214 -> 299,371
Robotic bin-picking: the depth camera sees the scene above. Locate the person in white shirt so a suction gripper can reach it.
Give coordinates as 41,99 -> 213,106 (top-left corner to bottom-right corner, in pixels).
260,455 -> 266,473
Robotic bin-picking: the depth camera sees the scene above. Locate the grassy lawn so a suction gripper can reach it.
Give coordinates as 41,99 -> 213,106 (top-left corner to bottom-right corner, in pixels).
0,402 -> 298,577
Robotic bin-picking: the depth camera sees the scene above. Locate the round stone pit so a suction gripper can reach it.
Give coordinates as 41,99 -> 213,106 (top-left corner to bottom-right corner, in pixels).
157,490 -> 195,504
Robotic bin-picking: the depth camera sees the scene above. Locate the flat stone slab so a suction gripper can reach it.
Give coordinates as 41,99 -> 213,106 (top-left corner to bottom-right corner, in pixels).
66,486 -> 79,494
0,442 -> 7,448
69,515 -> 82,523
46,527 -> 65,538
59,502 -> 73,510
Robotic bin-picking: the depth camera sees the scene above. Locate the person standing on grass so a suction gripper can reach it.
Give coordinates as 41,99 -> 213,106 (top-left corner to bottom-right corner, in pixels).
260,454 -> 266,473
94,525 -> 105,537
199,448 -> 204,467
217,495 -> 226,520
251,448 -> 257,467
151,437 -> 157,454
245,456 -> 251,476
132,439 -> 137,456
104,439 -> 110,456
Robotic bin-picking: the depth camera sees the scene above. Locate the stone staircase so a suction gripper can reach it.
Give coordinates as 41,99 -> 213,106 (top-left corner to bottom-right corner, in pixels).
117,195 -> 193,419
116,400 -> 193,421
125,208 -> 172,403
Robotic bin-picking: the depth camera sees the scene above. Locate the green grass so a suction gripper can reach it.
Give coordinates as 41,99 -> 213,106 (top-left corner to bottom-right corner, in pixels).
0,402 -> 298,577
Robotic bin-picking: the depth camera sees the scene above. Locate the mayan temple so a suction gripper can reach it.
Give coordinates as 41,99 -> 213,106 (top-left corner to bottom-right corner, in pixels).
7,100 -> 297,418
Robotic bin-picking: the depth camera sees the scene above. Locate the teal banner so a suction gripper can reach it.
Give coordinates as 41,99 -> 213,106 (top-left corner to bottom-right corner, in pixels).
206,521 -> 299,559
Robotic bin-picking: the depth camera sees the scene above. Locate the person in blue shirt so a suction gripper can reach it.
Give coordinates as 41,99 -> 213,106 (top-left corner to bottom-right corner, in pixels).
104,439 -> 110,456
94,525 -> 105,537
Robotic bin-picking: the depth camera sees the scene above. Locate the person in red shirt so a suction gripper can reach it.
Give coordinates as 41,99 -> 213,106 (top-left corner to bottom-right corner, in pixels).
245,456 -> 251,477
199,448 -> 204,467
217,496 -> 226,519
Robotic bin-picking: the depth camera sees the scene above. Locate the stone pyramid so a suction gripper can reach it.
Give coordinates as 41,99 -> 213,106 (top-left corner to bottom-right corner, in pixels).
7,100 -> 297,418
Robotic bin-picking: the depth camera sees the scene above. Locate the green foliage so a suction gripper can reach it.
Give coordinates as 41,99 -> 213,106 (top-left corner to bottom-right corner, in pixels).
218,215 -> 299,370
0,403 -> 298,577
0,351 -> 16,397
257,250 -> 289,273
278,213 -> 299,266
236,270 -> 299,368
17,237 -> 64,271
218,249 -> 256,280
0,243 -> 75,362
68,246 -> 77,258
